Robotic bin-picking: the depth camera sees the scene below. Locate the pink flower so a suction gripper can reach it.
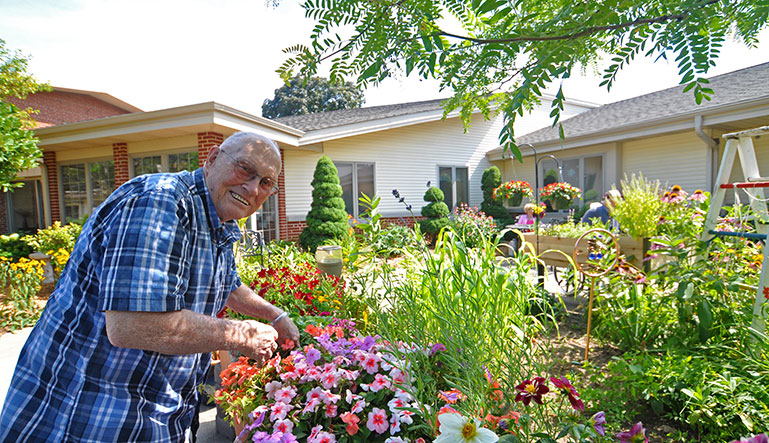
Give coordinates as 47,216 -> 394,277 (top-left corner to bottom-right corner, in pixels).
370,374 -> 391,392
309,425 -> 322,442
274,386 -> 296,403
514,377 -> 549,406
362,355 -> 381,374
367,407 -> 389,434
550,376 -> 584,411
315,431 -> 336,443
274,419 -> 294,434
731,434 -> 769,443
617,422 -> 648,443
264,381 -> 283,399
325,403 -> 338,418
270,402 -> 294,421
350,399 -> 366,414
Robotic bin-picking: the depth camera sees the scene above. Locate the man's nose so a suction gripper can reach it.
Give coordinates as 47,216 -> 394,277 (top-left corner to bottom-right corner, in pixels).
242,176 -> 262,195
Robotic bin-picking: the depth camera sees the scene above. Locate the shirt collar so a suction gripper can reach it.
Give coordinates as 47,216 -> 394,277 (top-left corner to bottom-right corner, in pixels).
193,168 -> 242,246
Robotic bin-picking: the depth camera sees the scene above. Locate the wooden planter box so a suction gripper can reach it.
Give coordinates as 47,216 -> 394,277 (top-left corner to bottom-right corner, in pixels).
521,233 -> 648,269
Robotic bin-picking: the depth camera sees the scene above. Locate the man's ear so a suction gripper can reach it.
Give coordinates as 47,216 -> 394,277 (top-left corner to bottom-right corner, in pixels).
206,145 -> 220,166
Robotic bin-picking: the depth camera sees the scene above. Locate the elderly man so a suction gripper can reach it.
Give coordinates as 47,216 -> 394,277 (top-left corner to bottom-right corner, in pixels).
0,132 -> 299,441
581,189 -> 622,230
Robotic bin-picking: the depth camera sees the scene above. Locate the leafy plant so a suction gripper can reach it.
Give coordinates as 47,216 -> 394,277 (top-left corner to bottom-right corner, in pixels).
540,182 -> 581,203
481,166 -> 513,226
21,220 -> 83,255
449,203 -> 498,249
494,180 -> 534,202
610,174 -> 665,239
0,233 -> 33,261
0,256 -> 46,332
299,155 -> 349,252
419,186 -> 450,238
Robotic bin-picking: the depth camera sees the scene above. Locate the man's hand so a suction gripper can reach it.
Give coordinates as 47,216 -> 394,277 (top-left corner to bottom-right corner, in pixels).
234,320 -> 278,365
272,316 -> 300,350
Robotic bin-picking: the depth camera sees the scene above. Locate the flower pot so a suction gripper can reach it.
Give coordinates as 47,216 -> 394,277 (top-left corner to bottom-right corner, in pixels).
549,197 -> 572,210
508,194 -> 523,207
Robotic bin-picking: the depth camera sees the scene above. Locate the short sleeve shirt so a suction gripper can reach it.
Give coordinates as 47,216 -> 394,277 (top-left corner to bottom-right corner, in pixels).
0,168 -> 242,442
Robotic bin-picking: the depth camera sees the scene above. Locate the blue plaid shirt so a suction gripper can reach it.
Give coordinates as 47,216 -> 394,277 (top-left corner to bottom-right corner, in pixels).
0,168 -> 242,442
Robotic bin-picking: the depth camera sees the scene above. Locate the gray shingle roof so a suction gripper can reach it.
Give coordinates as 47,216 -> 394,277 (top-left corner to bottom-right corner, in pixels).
518,62 -> 769,145
272,98 -> 447,131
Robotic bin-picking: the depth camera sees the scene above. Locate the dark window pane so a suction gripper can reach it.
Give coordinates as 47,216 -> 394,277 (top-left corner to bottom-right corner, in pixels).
61,164 -> 86,221
357,163 -> 375,202
90,160 -> 115,208
583,156 -> 603,203
455,167 -> 468,206
439,167 -> 453,207
133,156 -> 161,176
336,162 -> 354,216
169,152 -> 199,172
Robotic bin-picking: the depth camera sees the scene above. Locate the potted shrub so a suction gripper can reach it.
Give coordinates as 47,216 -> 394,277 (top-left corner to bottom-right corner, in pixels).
493,180 -> 533,207
540,182 -> 581,210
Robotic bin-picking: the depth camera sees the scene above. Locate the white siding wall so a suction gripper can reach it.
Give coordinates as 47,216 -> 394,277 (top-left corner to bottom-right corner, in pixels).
622,132 -> 710,192
283,113 -> 505,220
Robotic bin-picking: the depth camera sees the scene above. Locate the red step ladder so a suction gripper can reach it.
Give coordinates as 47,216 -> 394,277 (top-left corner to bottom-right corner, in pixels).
701,125 -> 769,335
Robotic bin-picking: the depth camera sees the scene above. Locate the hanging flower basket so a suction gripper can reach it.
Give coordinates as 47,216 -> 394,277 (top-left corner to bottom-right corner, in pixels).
493,180 -> 533,206
540,182 -> 581,210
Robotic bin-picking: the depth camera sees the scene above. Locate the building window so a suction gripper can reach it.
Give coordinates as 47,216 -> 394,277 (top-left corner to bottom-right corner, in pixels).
334,162 -> 375,218
539,155 -> 604,204
6,180 -> 44,234
131,151 -> 199,177
61,160 -> 115,221
438,166 -> 469,209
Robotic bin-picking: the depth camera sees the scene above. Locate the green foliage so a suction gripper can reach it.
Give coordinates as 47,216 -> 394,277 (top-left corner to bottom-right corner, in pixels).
481,166 -> 512,225
299,155 -> 349,252
262,75 -> 364,118
449,203 -> 498,249
280,0 -> 761,159
611,173 -> 666,239
1,39 -> 50,192
0,233 -> 33,261
21,221 -> 83,255
420,186 -> 451,236
0,257 -> 45,332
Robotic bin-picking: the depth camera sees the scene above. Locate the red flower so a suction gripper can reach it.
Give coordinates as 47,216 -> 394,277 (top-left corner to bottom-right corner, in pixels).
550,376 -> 584,411
514,377 -> 549,406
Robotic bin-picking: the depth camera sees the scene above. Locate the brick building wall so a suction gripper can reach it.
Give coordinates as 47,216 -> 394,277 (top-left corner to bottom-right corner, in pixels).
43,151 -> 60,222
0,195 -> 8,234
7,90 -> 133,128
197,132 -> 223,166
278,149 -> 288,240
113,143 -> 129,187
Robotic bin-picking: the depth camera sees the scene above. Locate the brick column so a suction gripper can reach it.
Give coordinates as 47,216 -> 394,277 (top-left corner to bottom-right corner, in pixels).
43,151 -> 61,222
0,194 -> 9,234
197,132 -> 224,166
278,148 -> 288,240
113,142 -> 129,187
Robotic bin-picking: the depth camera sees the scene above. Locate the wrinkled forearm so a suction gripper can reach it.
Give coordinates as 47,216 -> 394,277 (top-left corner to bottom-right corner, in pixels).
105,309 -> 252,355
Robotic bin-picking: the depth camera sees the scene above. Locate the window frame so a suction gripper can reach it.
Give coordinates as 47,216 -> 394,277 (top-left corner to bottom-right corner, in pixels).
538,153 -> 605,207
129,148 -> 199,178
333,161 -> 376,219
437,165 -> 470,209
59,158 -> 115,221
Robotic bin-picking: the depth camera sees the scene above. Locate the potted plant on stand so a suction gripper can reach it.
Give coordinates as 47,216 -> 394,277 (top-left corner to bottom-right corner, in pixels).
540,182 -> 581,210
493,180 -> 534,207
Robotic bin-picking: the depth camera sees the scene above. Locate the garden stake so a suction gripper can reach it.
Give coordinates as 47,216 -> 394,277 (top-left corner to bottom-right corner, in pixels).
573,228 -> 619,363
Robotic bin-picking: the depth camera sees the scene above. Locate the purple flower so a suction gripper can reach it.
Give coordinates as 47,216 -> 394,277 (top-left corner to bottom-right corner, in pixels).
305,347 -> 321,366
430,343 -> 446,356
591,411 -> 606,436
617,422 -> 648,443
731,434 -> 769,443
360,335 -> 377,352
237,411 -> 265,442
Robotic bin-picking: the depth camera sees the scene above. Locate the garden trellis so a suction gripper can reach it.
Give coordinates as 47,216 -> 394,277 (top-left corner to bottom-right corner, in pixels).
701,125 -> 769,335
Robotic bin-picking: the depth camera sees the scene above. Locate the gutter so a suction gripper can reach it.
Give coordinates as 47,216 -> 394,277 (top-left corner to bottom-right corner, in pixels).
694,115 -> 719,192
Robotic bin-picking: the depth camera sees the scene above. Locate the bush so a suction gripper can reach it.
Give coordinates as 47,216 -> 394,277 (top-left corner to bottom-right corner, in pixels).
420,186 -> 450,236
298,156 -> 349,252
0,233 -> 33,261
480,166 -> 513,225
449,203 -> 498,248
21,221 -> 83,255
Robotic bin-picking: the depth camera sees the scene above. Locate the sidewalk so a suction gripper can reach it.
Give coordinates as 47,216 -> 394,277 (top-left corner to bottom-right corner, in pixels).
0,328 -> 230,442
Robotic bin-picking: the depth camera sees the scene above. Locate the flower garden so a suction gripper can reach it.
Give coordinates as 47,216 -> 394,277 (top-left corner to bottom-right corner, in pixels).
3,172 -> 769,443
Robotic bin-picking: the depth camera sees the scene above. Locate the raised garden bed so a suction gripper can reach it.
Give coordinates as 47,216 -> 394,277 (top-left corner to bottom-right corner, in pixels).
521,232 -> 649,269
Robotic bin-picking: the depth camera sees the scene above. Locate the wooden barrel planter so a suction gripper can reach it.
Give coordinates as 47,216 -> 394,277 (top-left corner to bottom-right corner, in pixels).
521,233 -> 649,269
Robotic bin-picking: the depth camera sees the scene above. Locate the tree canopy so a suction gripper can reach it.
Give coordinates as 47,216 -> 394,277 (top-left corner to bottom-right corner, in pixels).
279,0 -> 767,159
262,76 -> 365,118
1,38 -> 49,192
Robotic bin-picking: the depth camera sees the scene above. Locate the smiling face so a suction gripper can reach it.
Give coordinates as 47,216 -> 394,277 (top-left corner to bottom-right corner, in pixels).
204,134 -> 281,222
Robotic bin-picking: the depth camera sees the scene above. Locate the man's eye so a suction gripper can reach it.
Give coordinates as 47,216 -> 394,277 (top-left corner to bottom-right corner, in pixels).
261,178 -> 275,188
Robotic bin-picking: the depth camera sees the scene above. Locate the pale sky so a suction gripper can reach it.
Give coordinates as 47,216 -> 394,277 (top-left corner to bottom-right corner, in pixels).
1,0 -> 768,117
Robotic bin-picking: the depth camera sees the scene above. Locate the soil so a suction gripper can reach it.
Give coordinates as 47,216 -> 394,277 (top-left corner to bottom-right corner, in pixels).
552,292 -> 691,442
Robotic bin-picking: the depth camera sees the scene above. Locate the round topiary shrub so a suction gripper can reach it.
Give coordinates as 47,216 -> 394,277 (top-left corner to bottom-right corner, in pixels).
420,186 -> 450,236
480,166 -> 512,226
299,156 -> 349,252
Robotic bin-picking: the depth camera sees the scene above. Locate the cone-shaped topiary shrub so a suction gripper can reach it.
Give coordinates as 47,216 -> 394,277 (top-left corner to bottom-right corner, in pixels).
480,166 -> 512,226
420,186 -> 450,236
299,156 -> 349,252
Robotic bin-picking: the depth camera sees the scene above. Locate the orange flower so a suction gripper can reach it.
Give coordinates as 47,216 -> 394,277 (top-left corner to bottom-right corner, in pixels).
340,411 -> 360,435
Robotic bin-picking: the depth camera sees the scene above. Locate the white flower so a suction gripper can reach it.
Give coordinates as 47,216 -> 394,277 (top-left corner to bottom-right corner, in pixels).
434,413 -> 499,443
